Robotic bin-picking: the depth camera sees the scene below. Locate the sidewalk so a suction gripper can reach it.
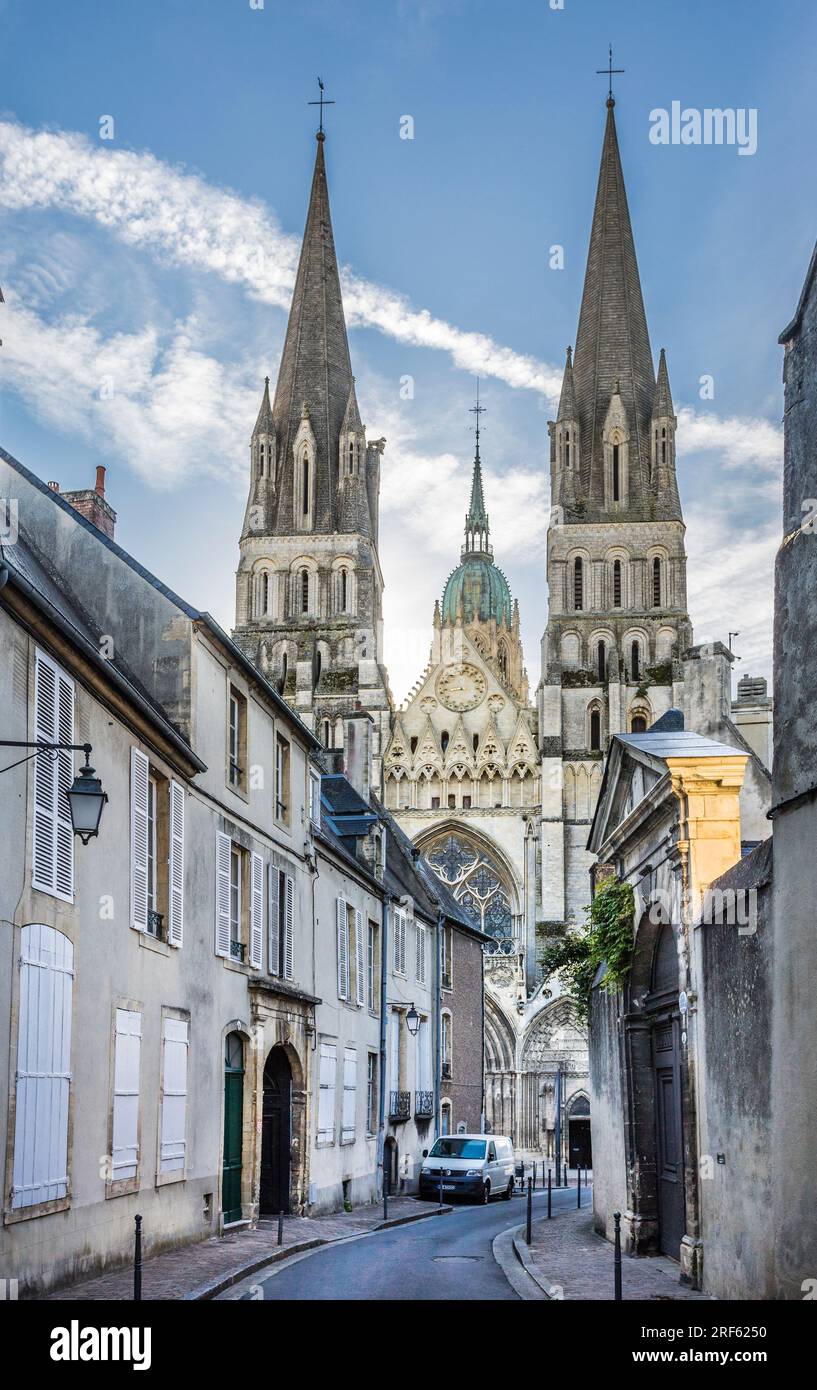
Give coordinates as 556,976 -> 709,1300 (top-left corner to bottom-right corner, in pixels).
513,1207 -> 714,1301
43,1196 -> 450,1302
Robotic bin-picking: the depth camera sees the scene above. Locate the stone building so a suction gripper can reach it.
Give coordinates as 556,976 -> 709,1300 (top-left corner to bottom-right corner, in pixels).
232,129 -> 391,786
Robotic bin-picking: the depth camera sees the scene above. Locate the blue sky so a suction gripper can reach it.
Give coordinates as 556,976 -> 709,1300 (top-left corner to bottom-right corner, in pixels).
2,0 -> 815,701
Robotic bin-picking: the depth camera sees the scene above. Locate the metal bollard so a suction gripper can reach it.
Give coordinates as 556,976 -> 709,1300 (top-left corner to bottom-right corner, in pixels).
614,1211 -> 623,1301
439,1169 -> 444,1210
547,1168 -> 552,1219
383,1166 -> 389,1222
577,1167 -> 582,1208
277,1211 -> 284,1246
526,1177 -> 533,1245
532,1163 -> 537,1192
133,1214 -> 142,1302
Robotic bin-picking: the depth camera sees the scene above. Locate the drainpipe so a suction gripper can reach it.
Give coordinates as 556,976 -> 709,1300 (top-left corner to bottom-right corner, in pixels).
377,893 -> 391,1196
435,910 -> 444,1135
480,943 -> 486,1132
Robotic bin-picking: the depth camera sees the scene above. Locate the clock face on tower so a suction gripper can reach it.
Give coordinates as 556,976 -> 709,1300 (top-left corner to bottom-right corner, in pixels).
436,662 -> 487,712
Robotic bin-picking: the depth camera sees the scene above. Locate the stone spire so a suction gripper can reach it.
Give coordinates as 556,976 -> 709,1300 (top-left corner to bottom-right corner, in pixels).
572,98 -> 658,518
653,347 -> 674,416
252,375 -> 273,437
556,346 -> 576,422
464,382 -> 491,557
270,131 -> 359,534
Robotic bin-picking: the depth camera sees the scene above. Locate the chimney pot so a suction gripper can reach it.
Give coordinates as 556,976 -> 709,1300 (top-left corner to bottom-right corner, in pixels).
47,481 -> 60,492
95,465 -> 106,498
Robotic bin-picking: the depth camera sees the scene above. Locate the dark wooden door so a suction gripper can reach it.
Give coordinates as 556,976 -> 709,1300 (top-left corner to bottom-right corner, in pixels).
222,1033 -> 244,1224
653,1019 -> 685,1257
569,1119 -> 592,1169
260,1047 -> 291,1215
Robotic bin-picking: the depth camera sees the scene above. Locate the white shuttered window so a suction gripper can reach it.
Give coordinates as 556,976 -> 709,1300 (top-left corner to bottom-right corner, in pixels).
341,1047 -> 357,1143
215,832 -> 231,957
130,749 -> 149,931
317,1040 -> 337,1144
32,650 -> 74,901
336,898 -> 350,1001
12,924 -> 73,1208
112,1009 -> 141,1180
415,921 -> 427,985
283,874 -> 294,980
354,909 -> 365,1006
393,907 -> 407,975
250,852 -> 263,969
160,1017 -> 188,1174
168,780 -> 185,946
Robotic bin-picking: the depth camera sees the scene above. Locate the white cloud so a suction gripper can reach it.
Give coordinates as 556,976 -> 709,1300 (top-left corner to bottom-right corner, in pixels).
676,405 -> 782,472
0,120 -> 560,399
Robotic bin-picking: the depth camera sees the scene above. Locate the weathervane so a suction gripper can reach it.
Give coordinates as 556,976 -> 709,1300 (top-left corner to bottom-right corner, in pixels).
308,77 -> 335,136
469,379 -> 486,455
596,44 -> 625,103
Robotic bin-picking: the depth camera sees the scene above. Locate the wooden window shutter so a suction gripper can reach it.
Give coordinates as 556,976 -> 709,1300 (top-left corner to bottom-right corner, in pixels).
416,921 -> 426,985
317,1040 -> 337,1143
160,1017 -> 188,1173
268,864 -> 280,975
32,650 -> 74,901
284,875 -> 294,981
112,1008 -> 141,1180
336,898 -> 349,1000
215,832 -> 231,957
249,852 -> 263,969
12,924 -> 74,1208
354,909 -> 365,1006
130,748 -> 150,932
168,780 -> 185,946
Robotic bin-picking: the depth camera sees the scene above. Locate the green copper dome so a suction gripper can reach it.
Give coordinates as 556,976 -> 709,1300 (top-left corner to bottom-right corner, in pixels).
442,553 -> 513,626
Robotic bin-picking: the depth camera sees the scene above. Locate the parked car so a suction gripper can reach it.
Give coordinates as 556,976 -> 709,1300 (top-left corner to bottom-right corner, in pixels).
419,1134 -> 515,1204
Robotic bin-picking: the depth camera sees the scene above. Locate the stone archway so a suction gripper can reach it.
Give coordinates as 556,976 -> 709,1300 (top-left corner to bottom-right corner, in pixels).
521,997 -> 590,1157
484,993 -> 517,1141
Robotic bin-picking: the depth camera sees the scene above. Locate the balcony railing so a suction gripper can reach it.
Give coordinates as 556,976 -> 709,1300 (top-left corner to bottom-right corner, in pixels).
147,910 -> 165,939
414,1090 -> 434,1118
230,938 -> 246,963
389,1091 -> 411,1122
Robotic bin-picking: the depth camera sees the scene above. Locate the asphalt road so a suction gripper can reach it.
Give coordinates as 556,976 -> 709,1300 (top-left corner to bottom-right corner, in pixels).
223,1183 -> 584,1302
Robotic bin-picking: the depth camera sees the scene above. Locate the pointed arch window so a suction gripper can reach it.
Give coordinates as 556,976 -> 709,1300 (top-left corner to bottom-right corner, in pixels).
323,720 -> 332,748
661,428 -> 667,465
301,450 -> 310,517
590,708 -> 602,751
613,559 -> 622,608
564,430 -> 570,468
498,644 -> 509,681
631,641 -> 641,682
597,641 -> 606,682
259,442 -> 265,478
441,731 -> 450,754
631,714 -> 648,734
612,444 -> 620,501
574,557 -> 584,611
348,440 -> 355,475
652,557 -> 662,608
300,568 -> 310,614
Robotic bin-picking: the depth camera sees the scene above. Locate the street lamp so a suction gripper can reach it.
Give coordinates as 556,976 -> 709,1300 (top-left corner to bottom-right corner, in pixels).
0,740 -> 108,843
386,1000 -> 421,1037
67,747 -> 108,844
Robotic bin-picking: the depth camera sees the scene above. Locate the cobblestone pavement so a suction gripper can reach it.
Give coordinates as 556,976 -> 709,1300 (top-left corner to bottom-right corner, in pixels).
516,1208 -> 714,1301
42,1197 -> 444,1301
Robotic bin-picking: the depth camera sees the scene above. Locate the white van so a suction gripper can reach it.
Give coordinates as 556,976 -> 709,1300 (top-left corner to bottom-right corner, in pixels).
419,1134 -> 515,1204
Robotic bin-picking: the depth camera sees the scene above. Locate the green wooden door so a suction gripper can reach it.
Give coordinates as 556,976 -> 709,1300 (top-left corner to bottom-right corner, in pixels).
222,1033 -> 244,1224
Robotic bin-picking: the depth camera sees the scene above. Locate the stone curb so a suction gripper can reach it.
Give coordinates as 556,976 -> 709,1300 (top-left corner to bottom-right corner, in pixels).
512,1229 -> 563,1300
492,1224 -> 548,1302
188,1203 -> 453,1301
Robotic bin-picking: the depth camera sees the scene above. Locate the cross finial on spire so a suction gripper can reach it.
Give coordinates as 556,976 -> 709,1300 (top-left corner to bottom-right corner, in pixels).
596,44 -> 624,105
308,77 -> 335,139
469,378 -> 486,457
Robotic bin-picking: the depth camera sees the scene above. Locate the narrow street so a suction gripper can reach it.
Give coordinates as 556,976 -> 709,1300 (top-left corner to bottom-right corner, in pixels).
221,1186 -> 584,1301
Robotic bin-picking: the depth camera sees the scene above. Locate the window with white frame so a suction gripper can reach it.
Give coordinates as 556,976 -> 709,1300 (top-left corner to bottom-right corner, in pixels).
442,923 -> 453,990
32,648 -> 74,901
442,1011 -> 452,1077
159,1015 -> 188,1176
12,924 -> 73,1209
367,920 -> 379,1013
336,898 -> 365,1005
215,834 -> 262,968
111,1008 -> 141,1184
309,767 -> 321,826
317,1040 -> 337,1144
130,751 -> 184,945
341,1046 -> 357,1144
366,1052 -> 378,1134
275,734 -> 290,825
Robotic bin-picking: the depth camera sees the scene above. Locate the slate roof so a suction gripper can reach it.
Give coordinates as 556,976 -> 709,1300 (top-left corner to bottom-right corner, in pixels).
615,731 -> 750,762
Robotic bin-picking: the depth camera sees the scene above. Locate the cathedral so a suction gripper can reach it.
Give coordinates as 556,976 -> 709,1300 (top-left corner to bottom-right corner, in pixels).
232,95 -> 772,1162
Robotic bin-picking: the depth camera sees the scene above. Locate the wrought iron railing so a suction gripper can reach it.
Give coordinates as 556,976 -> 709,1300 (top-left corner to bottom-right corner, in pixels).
230,938 -> 246,962
389,1091 -> 410,1121
414,1090 -> 434,1118
147,910 -> 164,939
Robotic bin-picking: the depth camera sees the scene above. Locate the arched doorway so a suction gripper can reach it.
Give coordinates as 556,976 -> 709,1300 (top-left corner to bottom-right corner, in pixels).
260,1046 -> 292,1215
567,1093 -> 592,1168
383,1136 -> 398,1194
648,922 -> 685,1257
222,1032 -> 244,1225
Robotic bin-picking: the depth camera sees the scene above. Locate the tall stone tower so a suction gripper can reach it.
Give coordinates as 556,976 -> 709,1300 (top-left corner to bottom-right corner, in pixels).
539,95 -> 693,932
233,129 -> 392,778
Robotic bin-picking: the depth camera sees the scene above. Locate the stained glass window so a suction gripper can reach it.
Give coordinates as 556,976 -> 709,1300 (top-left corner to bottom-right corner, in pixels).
424,832 -> 513,939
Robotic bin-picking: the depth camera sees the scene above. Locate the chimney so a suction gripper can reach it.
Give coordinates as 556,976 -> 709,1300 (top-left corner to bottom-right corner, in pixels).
47,481 -> 60,492
61,466 -> 117,541
342,710 -> 373,804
